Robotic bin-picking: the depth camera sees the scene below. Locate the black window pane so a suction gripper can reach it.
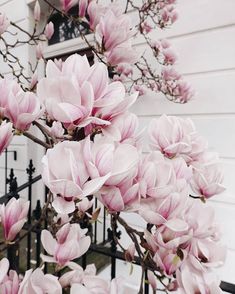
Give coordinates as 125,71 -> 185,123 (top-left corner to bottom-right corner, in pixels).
48,5 -> 90,45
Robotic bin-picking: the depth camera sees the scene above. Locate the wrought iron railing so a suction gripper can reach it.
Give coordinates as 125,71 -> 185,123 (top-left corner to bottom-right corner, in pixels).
0,159 -> 234,293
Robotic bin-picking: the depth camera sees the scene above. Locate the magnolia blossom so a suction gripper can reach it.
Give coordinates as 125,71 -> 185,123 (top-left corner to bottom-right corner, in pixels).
190,160 -> 225,198
41,223 -> 91,267
96,10 -> 134,51
41,140 -> 110,213
33,1 -> 41,22
0,13 -> 9,35
46,121 -> 64,139
36,42 -> 44,59
60,0 -> 78,12
105,42 -> 138,66
69,275 -> 123,294
78,0 -> 88,18
0,121 -> 13,155
148,115 -> 206,161
18,268 -> 62,294
83,136 -> 139,211
0,258 -> 9,284
102,112 -> 141,146
0,258 -> 20,294
0,197 -> 29,242
137,152 -> 190,199
4,85 -> 43,131
0,78 -> 21,118
38,54 -> 135,130
44,21 -> 54,40
183,200 -> 226,266
87,1 -> 105,31
176,258 -> 223,294
59,263 -> 96,288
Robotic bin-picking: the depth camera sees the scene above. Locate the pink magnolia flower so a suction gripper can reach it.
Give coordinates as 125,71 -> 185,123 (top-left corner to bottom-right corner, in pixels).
87,2 -> 105,31
41,140 -> 110,214
44,22 -> 54,40
125,243 -> 135,261
0,258 -> 20,294
78,0 -> 88,18
37,54 -> 109,129
183,200 -> 226,266
99,178 -> 140,212
60,0 -> 78,12
41,223 -> 91,267
30,72 -> 38,89
46,121 -> 64,139
0,258 -> 9,284
0,121 -> 13,155
5,88 -> 43,131
59,263 -> 96,288
91,89 -> 138,127
148,115 -> 191,158
18,268 -> 62,294
0,13 -> 9,35
162,48 -> 177,65
36,42 -> 44,59
33,1 -> 41,22
141,21 -> 152,33
105,42 -> 138,66
137,152 -> 178,199
96,10 -> 134,51
153,247 -> 182,276
83,137 -> 139,211
139,189 -> 188,229
0,197 -> 29,242
148,115 -> 206,160
77,198 -> 94,213
176,257 -> 223,294
102,112 -> 141,146
0,78 -> 21,118
190,160 -> 225,199
84,136 -> 139,187
70,276 -> 123,294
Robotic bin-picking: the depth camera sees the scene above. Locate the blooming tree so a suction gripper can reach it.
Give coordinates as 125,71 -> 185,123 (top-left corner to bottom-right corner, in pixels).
0,0 -> 226,293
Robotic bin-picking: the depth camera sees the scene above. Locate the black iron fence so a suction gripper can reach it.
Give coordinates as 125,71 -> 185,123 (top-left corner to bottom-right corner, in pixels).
0,159 -> 235,293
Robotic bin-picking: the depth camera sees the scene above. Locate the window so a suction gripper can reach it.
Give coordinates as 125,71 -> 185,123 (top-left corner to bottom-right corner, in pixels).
48,5 -> 90,46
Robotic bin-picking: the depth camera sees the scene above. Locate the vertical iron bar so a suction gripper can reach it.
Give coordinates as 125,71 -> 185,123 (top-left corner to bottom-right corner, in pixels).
34,200 -> 42,268
103,207 -> 106,244
94,198 -> 97,244
26,160 -> 35,269
7,169 -> 19,271
44,186 -> 48,273
144,270 -> 149,294
82,254 -> 87,270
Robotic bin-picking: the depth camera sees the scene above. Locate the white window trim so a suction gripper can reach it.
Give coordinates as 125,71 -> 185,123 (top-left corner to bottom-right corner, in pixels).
43,34 -> 94,60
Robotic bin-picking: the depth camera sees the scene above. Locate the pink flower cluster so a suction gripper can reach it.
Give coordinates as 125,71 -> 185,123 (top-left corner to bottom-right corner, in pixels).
141,0 -> 178,29
0,257 -> 62,294
0,256 -> 122,293
40,111 -> 225,292
72,1 -> 138,66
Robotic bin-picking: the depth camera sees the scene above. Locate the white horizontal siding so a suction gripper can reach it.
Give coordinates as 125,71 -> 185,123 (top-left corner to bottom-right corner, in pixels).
0,0 -> 28,22
131,71 -> 235,115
